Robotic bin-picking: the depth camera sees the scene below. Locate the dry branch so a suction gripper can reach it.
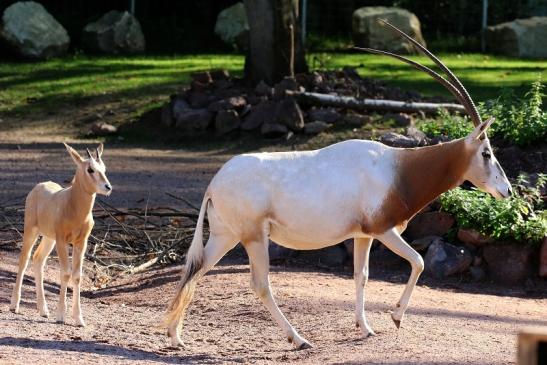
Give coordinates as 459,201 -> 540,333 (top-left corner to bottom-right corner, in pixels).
286,90 -> 466,114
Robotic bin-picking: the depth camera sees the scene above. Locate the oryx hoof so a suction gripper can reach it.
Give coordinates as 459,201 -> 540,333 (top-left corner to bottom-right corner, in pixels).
391,313 -> 402,329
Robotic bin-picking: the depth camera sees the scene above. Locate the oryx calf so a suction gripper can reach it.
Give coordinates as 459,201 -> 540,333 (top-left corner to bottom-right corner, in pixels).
10,143 -> 111,326
163,22 -> 512,349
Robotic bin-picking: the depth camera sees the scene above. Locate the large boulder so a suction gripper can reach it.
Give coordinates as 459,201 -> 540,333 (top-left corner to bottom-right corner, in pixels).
0,1 -> 70,59
352,6 -> 426,54
82,11 -> 145,54
214,2 -> 249,50
424,240 -> 473,278
486,17 -> 547,59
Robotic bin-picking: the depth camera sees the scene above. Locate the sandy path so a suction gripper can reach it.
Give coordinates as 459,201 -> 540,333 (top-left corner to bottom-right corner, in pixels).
1,248 -> 546,365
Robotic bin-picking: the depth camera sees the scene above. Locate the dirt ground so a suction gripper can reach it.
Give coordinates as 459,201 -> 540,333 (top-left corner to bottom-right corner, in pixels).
1,122 -> 546,364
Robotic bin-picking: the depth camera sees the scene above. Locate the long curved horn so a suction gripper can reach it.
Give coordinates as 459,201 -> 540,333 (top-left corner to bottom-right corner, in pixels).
376,19 -> 482,126
354,47 -> 467,108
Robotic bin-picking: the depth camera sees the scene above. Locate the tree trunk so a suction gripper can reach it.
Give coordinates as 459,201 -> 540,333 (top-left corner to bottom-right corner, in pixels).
244,0 -> 307,85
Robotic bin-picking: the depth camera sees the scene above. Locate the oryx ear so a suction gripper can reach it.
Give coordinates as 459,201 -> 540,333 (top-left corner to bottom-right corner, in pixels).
468,117 -> 495,141
96,143 -> 104,159
64,143 -> 84,165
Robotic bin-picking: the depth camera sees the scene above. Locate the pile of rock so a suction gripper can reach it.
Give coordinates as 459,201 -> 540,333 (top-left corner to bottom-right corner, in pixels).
160,67 -> 426,138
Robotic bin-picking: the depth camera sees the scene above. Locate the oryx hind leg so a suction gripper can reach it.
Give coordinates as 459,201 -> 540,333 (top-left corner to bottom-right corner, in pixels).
243,235 -> 312,350
376,228 -> 424,328
32,237 -> 56,318
10,225 -> 40,314
167,231 -> 238,346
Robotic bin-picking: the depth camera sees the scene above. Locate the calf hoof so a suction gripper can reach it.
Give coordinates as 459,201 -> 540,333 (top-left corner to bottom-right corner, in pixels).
75,318 -> 86,327
297,341 -> 313,350
9,306 -> 20,314
288,335 -> 313,350
40,311 -> 50,319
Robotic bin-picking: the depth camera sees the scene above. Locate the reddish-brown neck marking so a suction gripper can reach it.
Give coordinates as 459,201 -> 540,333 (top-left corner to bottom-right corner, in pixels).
368,139 -> 473,234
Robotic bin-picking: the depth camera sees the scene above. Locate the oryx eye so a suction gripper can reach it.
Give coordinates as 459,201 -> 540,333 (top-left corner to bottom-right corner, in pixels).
87,167 -> 95,174
482,151 -> 491,159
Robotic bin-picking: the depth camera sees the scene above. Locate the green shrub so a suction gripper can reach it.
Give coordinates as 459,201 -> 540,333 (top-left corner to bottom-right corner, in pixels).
416,108 -> 473,139
439,174 -> 546,245
479,77 -> 547,146
417,77 -> 547,146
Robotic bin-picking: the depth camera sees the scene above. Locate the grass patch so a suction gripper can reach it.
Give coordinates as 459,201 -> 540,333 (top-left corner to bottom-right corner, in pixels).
0,53 -> 545,117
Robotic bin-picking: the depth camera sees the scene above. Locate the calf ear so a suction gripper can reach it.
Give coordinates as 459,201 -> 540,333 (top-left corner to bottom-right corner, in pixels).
468,117 -> 495,141
96,143 -> 104,159
64,143 -> 84,165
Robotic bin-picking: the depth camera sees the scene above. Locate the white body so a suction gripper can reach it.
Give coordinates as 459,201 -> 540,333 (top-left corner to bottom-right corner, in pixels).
210,140 -> 394,249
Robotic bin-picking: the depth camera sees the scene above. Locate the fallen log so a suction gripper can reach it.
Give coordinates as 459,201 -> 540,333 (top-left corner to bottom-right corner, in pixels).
286,90 -> 466,114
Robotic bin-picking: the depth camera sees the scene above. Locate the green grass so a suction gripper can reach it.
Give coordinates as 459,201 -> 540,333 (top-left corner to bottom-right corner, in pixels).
0,53 -> 545,116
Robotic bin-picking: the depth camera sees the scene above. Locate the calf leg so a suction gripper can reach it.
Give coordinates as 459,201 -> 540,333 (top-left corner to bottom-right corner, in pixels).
243,238 -> 312,349
55,240 -> 71,324
10,226 -> 39,314
376,228 -> 424,328
71,241 -> 87,326
32,237 -> 56,317
353,237 -> 375,337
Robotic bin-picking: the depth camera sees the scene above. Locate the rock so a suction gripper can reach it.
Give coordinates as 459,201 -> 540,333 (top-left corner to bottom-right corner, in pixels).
171,96 -> 191,120
300,244 -> 348,267
383,112 -> 413,126
161,104 -> 173,127
469,266 -> 486,281
82,10 -> 145,54
190,71 -> 213,84
483,244 -> 536,284
273,77 -> 298,99
210,69 -> 230,81
343,113 -> 373,126
0,1 -> 70,59
379,132 -> 421,148
352,6 -> 426,54
208,96 -> 247,112
343,239 -> 354,258
90,122 -> 117,136
254,80 -> 273,98
269,241 -> 295,262
424,240 -> 472,278
215,109 -> 240,135
175,109 -> 213,133
261,123 -> 288,138
304,121 -> 331,135
275,98 -> 304,131
405,212 -> 455,240
486,17 -> 547,59
308,108 -> 340,124
187,91 -> 212,109
411,236 -> 441,251
241,100 -> 276,130
540,238 -> 547,278
214,2 -> 249,50
406,126 -> 428,146
457,228 -> 495,247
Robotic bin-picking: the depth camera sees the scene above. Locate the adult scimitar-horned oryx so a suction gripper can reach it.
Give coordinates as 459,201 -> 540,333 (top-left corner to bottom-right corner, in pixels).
164,20 -> 512,349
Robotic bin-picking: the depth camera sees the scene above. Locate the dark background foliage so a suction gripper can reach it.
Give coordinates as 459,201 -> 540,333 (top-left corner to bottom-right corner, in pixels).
0,0 -> 546,53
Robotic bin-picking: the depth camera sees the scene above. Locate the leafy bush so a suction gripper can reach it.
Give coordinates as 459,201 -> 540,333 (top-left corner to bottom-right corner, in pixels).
417,77 -> 547,146
439,174 -> 547,245
416,108 -> 473,139
479,77 -> 547,146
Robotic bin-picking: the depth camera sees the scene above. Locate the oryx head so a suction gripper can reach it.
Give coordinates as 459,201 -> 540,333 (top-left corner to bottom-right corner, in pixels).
356,19 -> 512,199
64,143 -> 112,196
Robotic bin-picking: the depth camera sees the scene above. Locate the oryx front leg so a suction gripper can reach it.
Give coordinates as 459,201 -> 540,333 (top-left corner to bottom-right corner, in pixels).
32,237 -> 56,318
353,237 -> 375,337
243,238 -> 312,350
55,240 -> 70,324
377,228 -> 424,329
71,241 -> 87,327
